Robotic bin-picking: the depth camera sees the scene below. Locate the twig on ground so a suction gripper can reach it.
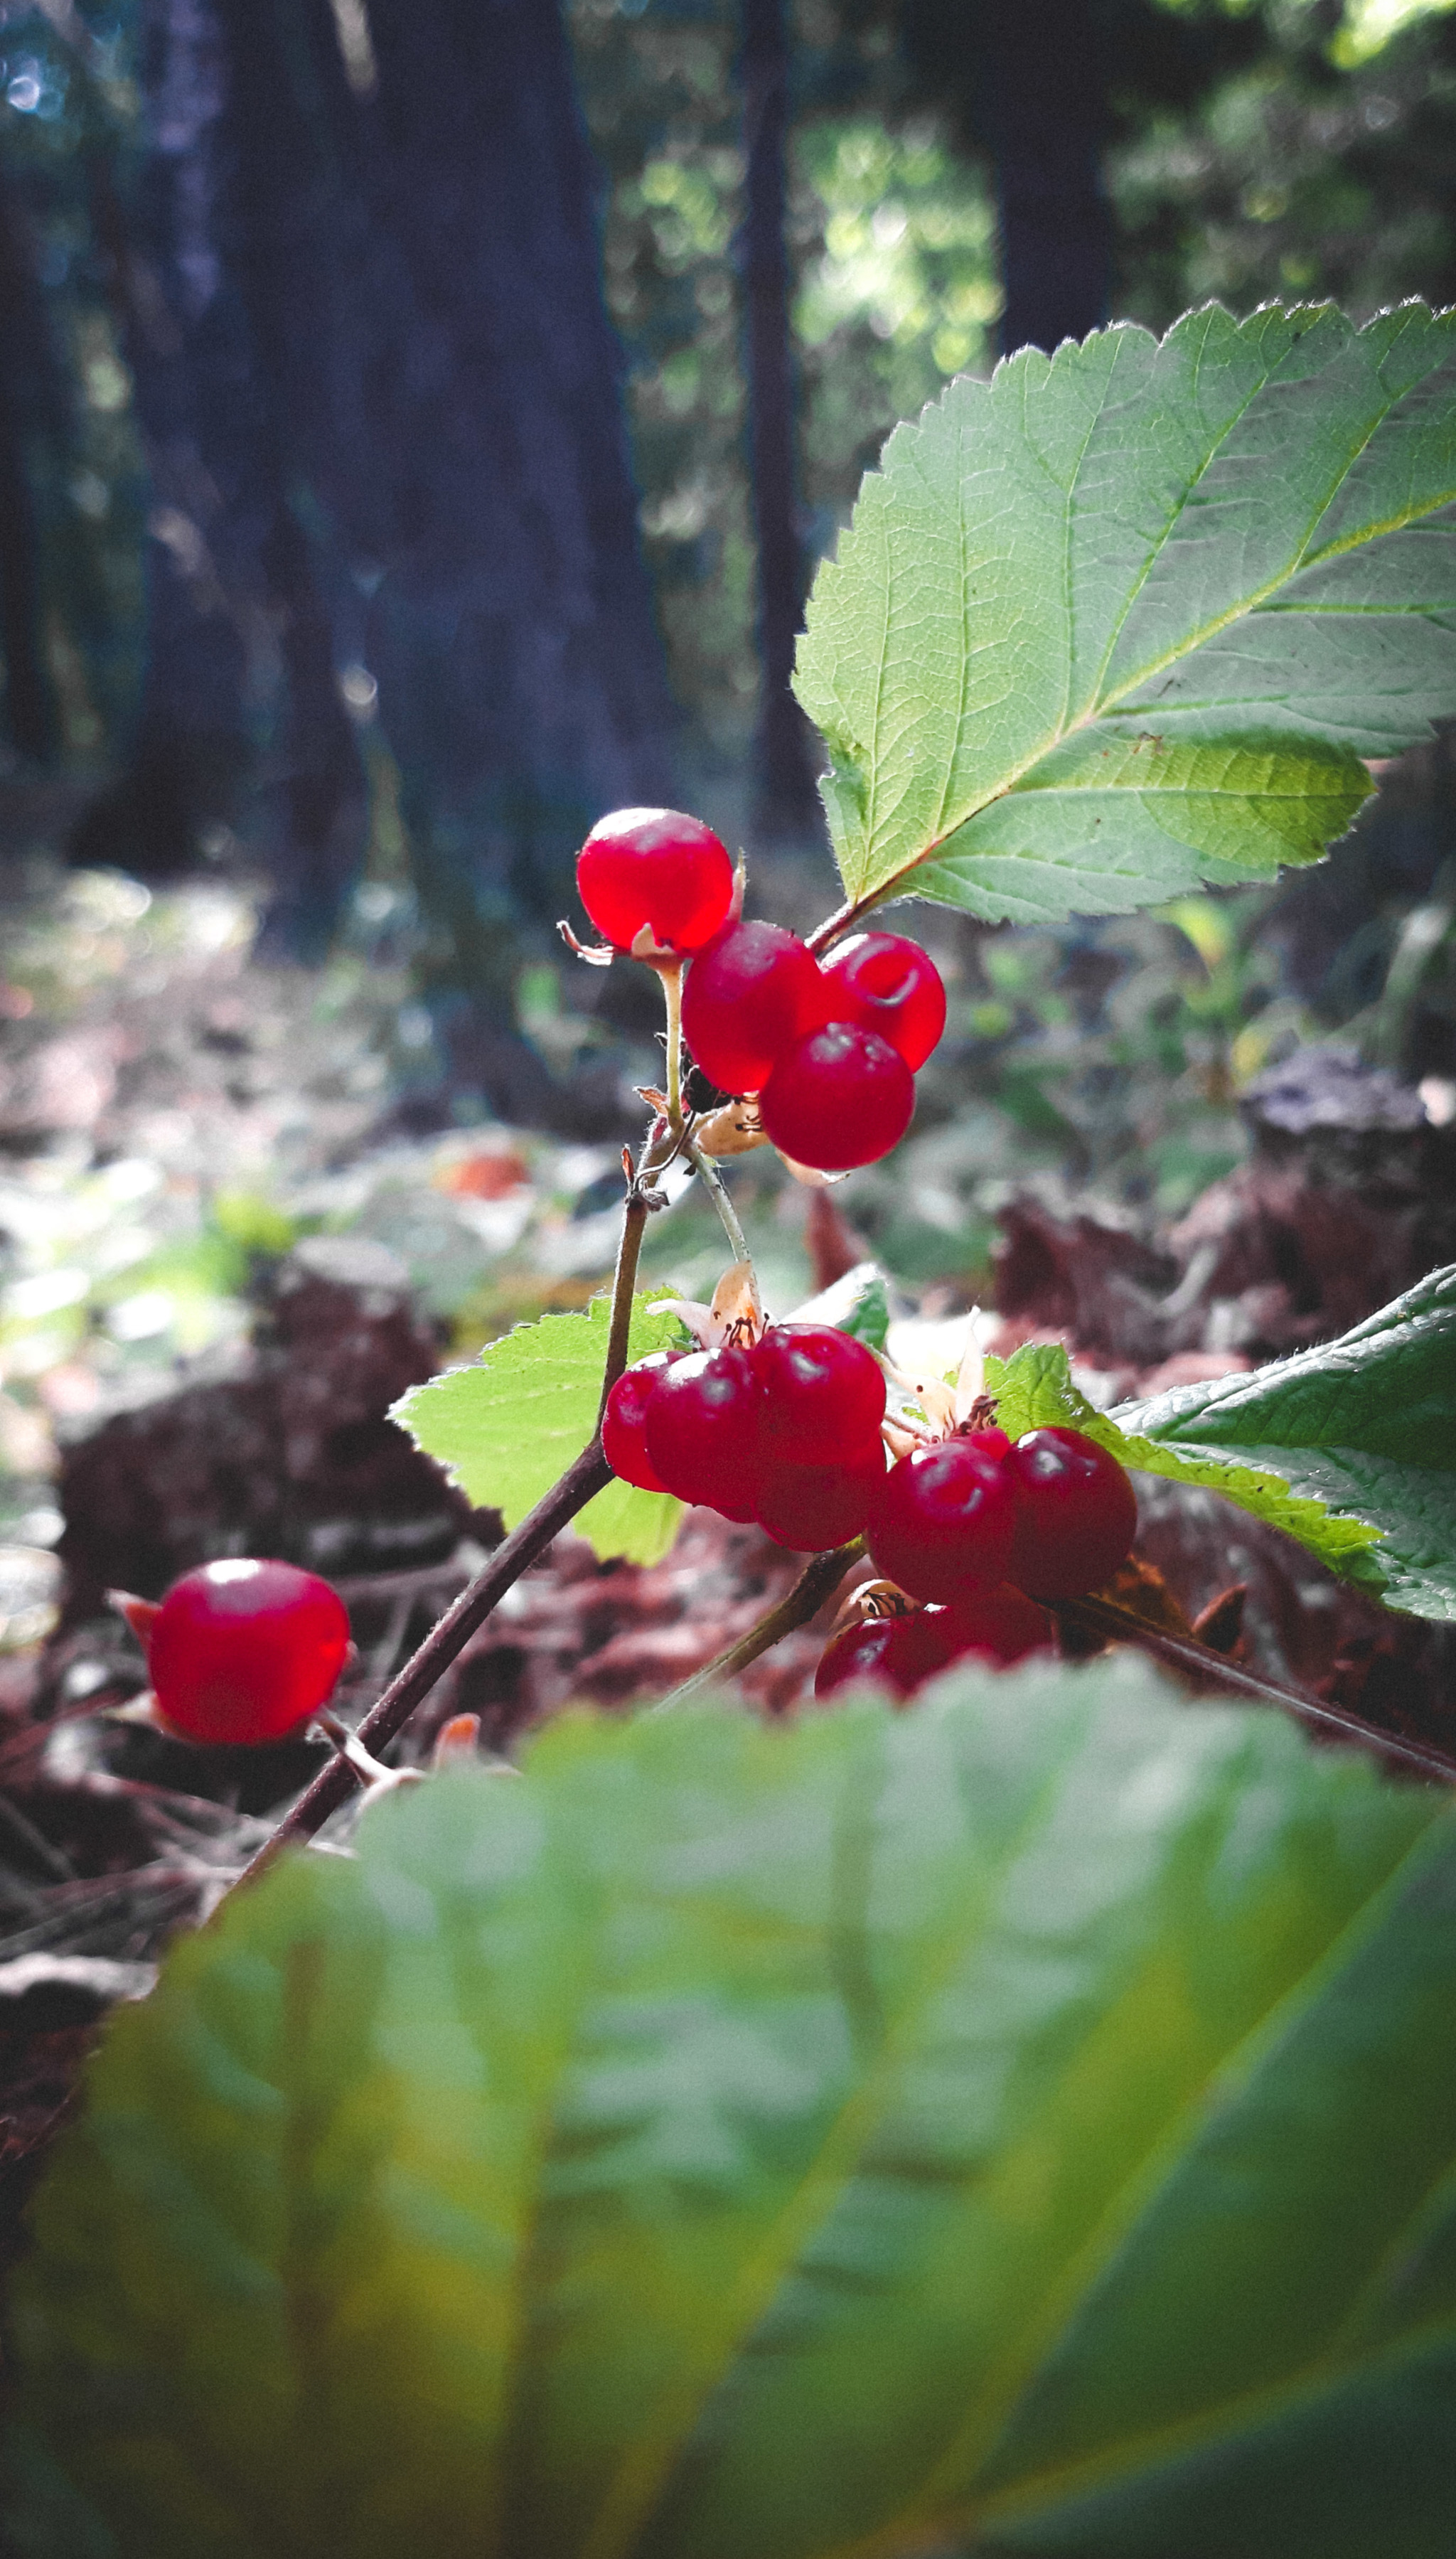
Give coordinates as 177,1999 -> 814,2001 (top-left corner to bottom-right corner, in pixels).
1061,1593 -> 1456,1787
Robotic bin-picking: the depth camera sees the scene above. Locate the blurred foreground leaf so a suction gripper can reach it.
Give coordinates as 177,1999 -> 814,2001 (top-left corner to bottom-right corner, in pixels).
10,1660 -> 1456,2557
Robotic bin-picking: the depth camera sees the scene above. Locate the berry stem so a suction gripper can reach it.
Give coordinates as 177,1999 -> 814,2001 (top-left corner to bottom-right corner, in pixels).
657,956 -> 685,1131
230,1434 -> 614,1892
648,1537 -> 864,1711
1059,1593 -> 1456,1787
598,1183 -> 650,1421
687,1135 -> 754,1275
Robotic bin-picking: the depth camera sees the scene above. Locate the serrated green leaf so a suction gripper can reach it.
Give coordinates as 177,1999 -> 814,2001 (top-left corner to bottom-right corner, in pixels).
795,303 -> 1456,924
392,1294 -> 685,1564
1114,1263 -> 1456,1620
10,1662 -> 1455,2559
986,1264 -> 1456,1618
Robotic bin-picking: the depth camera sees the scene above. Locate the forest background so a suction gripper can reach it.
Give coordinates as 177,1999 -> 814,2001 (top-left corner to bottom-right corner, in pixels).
1,0 -> 1456,1482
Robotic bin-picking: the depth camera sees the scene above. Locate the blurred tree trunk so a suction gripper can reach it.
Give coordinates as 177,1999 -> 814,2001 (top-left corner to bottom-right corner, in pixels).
0,159 -> 62,762
80,0 -> 674,1072
741,0 -> 820,840
218,0 -> 675,1019
978,0 -> 1110,357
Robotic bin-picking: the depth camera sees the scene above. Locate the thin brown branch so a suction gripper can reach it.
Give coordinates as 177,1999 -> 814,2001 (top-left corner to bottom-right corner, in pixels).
650,1539 -> 864,1712
234,1438 -> 612,1891
598,1189 -> 648,1419
1062,1593 -> 1456,1788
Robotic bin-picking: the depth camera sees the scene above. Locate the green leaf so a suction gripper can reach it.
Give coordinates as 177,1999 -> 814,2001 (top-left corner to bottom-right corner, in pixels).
392,1294 -> 685,1565
795,303 -> 1456,924
10,1663 -> 1455,2558
985,1264 -> 1456,1618
1113,1262 -> 1456,1620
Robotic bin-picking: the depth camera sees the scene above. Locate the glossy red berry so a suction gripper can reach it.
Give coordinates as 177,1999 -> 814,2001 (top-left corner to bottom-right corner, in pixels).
867,1438 -> 1017,1602
682,921 -> 833,1095
643,1345 -> 766,1522
755,1323 -> 886,1463
815,1613 -> 916,1699
937,1583 -> 1056,1667
601,1352 -> 678,1493
146,1559 -> 350,1746
1006,1426 -> 1138,1598
576,807 -> 734,955
756,1443 -> 886,1552
821,932 -> 947,1071
759,1022 -> 914,1172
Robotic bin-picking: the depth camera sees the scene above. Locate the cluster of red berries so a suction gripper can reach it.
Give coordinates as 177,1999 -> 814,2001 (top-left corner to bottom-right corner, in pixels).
574,805 -> 946,1174
124,1558 -> 350,1746
607,1323 -> 1138,1591
604,1323 -> 889,1551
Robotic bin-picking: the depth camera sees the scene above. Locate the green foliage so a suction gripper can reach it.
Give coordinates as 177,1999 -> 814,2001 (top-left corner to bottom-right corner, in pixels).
392,1293 -> 685,1566
796,304 -> 1456,926
11,1662 -> 1455,2558
986,1262 -> 1456,1617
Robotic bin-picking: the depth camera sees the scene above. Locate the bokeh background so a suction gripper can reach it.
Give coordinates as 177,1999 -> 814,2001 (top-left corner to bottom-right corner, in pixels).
1,0 -> 1455,1554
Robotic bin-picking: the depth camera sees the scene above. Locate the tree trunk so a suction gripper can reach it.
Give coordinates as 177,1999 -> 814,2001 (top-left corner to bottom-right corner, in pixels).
978,0 -> 1110,358
740,0 -> 820,840
217,0 -> 675,992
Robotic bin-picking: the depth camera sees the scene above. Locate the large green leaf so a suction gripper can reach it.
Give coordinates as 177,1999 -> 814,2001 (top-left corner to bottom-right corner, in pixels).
392,1295 -> 685,1566
10,1662 -> 1456,2558
795,303 -> 1456,924
1111,1262 -> 1456,1620
984,1263 -> 1456,1618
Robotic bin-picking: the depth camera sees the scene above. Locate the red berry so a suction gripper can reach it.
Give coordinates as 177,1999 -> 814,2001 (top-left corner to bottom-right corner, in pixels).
759,1022 -> 914,1172
867,1438 -> 1017,1602
815,1613 -> 910,1699
576,807 -> 733,955
643,1345 -> 766,1521
937,1583 -> 1055,1667
966,1425 -> 1012,1460
756,1443 -> 886,1551
601,1352 -> 678,1493
822,932 -> 946,1071
146,1559 -> 350,1746
1006,1427 -> 1138,1598
681,921 -> 833,1096
755,1324 -> 886,1463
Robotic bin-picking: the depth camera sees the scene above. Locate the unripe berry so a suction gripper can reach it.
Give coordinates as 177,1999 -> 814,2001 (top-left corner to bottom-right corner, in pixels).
1006,1426 -> 1138,1598
681,921 -> 832,1096
601,1352 -> 678,1493
867,1438 -> 1017,1603
146,1559 -> 350,1746
755,1323 -> 886,1464
643,1345 -> 766,1521
822,931 -> 946,1070
576,807 -> 733,955
759,1022 -> 914,1172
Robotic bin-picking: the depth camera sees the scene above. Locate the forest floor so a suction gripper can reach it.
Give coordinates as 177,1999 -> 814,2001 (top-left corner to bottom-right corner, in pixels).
1,853 -> 1454,2262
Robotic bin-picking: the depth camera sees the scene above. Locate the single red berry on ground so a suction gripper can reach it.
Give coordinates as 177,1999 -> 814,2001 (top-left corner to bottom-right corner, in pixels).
867,1438 -> 1017,1602
681,921 -> 833,1095
146,1558 -> 350,1746
822,931 -> 947,1070
759,1021 -> 915,1171
1006,1426 -> 1138,1598
576,807 -> 734,954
